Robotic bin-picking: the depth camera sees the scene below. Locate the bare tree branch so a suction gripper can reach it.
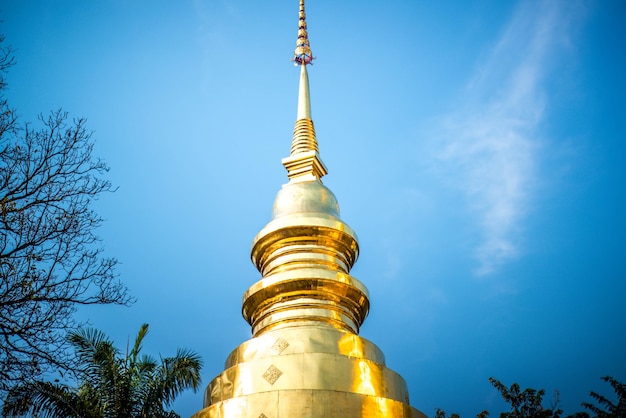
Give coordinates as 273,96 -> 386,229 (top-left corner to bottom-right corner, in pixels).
0,35 -> 132,393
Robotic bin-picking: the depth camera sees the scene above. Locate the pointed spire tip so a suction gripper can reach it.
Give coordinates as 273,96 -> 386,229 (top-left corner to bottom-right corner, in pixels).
293,0 -> 314,65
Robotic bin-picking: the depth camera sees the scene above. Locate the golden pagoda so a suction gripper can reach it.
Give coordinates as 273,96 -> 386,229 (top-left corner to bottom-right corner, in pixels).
192,1 -> 426,417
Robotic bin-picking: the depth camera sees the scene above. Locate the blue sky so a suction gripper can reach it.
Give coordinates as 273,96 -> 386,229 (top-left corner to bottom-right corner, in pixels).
2,0 -> 625,416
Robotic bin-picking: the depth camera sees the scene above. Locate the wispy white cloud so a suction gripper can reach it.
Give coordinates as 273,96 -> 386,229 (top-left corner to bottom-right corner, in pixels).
435,0 -> 584,276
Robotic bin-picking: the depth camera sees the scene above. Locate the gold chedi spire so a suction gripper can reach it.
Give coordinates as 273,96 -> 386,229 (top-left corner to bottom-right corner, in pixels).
192,1 -> 425,417
283,0 -> 327,182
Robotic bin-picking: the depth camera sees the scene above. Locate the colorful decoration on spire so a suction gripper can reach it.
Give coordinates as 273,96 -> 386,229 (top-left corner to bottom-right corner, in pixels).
293,0 -> 313,65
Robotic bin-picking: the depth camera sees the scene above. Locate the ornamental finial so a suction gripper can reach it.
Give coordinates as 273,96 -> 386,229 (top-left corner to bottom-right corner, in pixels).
282,0 -> 326,182
293,0 -> 313,65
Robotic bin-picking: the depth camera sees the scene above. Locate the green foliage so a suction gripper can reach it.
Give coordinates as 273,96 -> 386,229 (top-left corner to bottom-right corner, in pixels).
435,408 -> 466,418
580,376 -> 626,418
2,324 -> 203,418
435,376 -> 626,418
488,377 -> 563,418
435,407 -> 488,418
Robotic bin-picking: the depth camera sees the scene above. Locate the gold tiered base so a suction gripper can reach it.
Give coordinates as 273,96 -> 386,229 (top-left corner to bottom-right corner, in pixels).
192,326 -> 426,418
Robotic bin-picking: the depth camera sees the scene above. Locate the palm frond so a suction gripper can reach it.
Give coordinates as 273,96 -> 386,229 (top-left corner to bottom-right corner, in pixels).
3,324 -> 203,418
68,327 -> 113,361
2,381 -> 97,418
68,327 -> 118,383
129,323 -> 149,365
156,348 -> 203,407
137,354 -> 158,373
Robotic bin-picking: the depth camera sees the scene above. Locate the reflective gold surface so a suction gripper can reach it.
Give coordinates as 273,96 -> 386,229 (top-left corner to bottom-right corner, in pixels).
194,390 -> 425,418
193,327 -> 426,417
245,179 -> 368,337
223,326 -> 386,368
283,65 -> 327,182
192,0 -> 426,416
206,327 -> 407,403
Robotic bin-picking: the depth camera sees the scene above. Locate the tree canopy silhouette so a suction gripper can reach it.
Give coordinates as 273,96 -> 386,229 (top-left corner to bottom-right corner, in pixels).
488,377 -> 563,418
581,376 -> 626,418
435,376 -> 626,418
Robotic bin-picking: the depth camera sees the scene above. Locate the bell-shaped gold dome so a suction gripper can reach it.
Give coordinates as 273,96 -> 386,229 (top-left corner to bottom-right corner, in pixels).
245,179 -> 367,337
272,181 -> 340,219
